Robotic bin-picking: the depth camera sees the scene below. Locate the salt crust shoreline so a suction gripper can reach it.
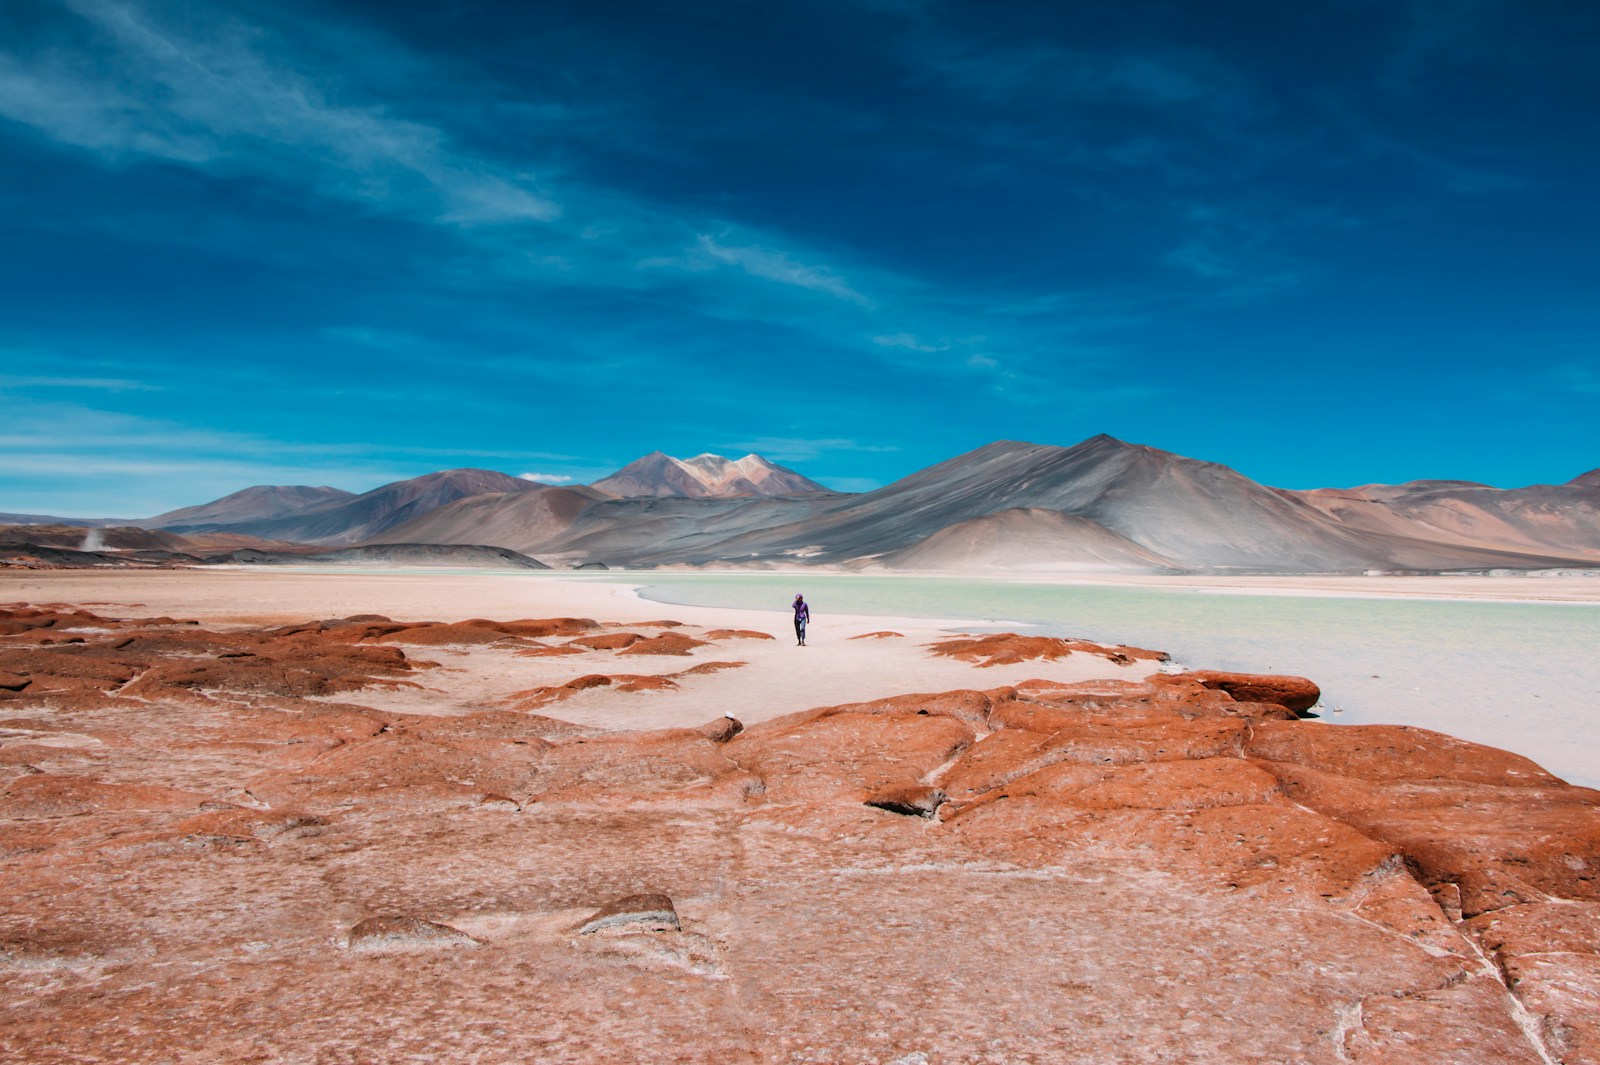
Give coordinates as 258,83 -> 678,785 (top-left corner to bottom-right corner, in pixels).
640,566 -> 1600,605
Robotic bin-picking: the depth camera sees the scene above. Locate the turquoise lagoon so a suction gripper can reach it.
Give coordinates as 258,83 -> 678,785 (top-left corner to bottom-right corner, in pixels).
616,572 -> 1600,790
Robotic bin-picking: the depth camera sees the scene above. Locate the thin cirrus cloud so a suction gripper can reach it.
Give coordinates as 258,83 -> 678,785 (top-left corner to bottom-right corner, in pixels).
0,397 -> 595,513
725,438 -> 902,464
0,3 -> 874,301
0,373 -> 160,392
920,38 -> 1258,117
0,0 -> 1121,396
0,0 -> 896,338
872,333 -> 949,353
0,0 -> 559,225
689,235 -> 873,307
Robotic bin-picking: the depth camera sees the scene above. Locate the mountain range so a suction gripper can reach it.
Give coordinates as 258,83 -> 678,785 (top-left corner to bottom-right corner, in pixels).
9,439 -> 1600,574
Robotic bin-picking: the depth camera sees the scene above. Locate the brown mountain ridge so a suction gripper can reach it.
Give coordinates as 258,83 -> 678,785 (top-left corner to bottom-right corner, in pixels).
18,439 -> 1599,574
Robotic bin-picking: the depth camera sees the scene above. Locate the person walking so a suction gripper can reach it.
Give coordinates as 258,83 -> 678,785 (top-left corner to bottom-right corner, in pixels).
792,594 -> 810,646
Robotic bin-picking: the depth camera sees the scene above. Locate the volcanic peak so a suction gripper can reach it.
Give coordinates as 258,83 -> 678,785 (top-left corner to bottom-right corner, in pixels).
592,451 -> 829,499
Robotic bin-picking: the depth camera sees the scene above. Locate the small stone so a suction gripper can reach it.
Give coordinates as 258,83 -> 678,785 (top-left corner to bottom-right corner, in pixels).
696,715 -> 744,743
573,894 -> 680,935
346,916 -> 479,951
865,785 -> 949,818
1182,670 -> 1321,714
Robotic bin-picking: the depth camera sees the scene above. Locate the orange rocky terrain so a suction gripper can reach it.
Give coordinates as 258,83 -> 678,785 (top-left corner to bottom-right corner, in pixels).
1,602 -> 1597,1063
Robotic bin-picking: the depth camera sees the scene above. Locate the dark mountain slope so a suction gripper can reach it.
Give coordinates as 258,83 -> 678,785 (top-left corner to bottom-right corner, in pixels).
370,484 -> 611,553
177,469 -> 537,545
879,508 -> 1181,572
714,436 -> 1388,571
144,485 -> 354,531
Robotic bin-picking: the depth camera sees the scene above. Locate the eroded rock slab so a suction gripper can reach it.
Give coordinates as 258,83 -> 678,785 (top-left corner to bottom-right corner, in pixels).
2,603 -> 1595,1064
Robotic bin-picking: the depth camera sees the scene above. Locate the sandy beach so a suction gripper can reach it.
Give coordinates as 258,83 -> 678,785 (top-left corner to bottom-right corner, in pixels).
0,568 -> 1167,733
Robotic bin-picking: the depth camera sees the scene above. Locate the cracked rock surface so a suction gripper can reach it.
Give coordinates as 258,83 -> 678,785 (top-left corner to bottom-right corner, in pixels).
1,602 -> 1597,1063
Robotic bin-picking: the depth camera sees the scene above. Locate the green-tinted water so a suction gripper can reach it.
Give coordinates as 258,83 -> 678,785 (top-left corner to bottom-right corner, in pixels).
619,573 -> 1600,788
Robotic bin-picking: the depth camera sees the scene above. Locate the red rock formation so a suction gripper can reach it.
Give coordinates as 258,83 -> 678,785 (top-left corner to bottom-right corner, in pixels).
513,641 -> 588,657
506,672 -> 682,709
505,662 -> 746,709
618,632 -> 708,656
1175,669 -> 1322,713
373,616 -> 598,645
928,631 -> 1169,667
1,602 -> 1595,1063
566,632 -> 644,650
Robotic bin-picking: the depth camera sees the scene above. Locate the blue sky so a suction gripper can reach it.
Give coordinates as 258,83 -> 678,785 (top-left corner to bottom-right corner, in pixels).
2,0 -> 1597,516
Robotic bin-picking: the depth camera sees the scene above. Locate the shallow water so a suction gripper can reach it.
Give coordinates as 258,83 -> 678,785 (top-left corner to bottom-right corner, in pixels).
622,573 -> 1600,789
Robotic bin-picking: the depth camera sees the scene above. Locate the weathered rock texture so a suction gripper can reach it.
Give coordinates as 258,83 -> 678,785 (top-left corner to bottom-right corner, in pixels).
2,603 -> 1597,1063
928,632 -> 1171,668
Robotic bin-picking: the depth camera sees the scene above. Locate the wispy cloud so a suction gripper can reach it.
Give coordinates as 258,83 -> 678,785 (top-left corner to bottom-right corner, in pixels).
922,39 -> 1258,118
0,1 -> 936,377
0,397 -> 583,513
0,373 -> 159,392
872,333 -> 948,352
1546,362 -> 1600,396
519,471 -> 574,484
725,437 -> 901,463
686,235 -> 872,306
0,0 -> 1162,416
0,0 -> 558,226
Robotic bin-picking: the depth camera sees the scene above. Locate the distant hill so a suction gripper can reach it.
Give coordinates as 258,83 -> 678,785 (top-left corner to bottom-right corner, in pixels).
591,452 -> 831,498
0,536 -> 548,571
516,494 -> 830,567
0,524 -> 194,552
161,469 -> 537,545
880,508 -> 1180,573
1293,476 -> 1600,564
204,543 -> 550,569
372,484 -> 610,553
145,485 -> 354,531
